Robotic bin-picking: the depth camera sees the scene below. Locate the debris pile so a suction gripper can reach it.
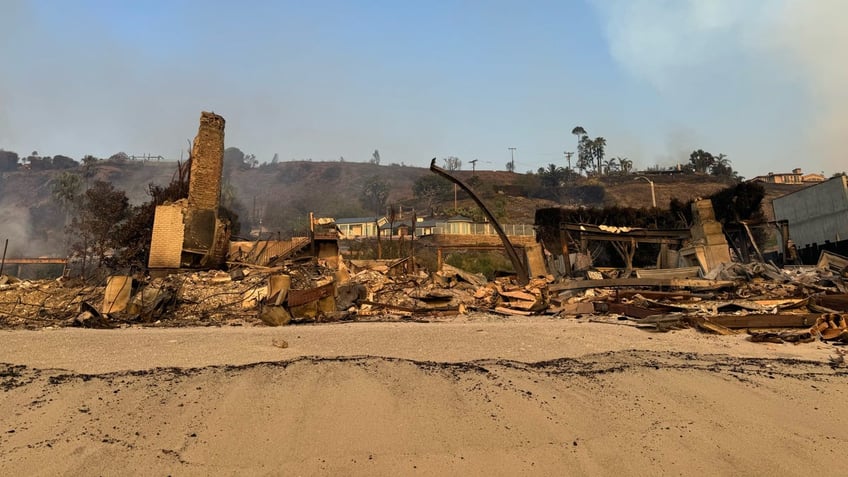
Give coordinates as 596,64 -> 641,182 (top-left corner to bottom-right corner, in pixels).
0,250 -> 844,344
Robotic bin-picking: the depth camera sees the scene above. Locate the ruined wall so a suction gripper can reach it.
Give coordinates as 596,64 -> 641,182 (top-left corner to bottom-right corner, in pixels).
188,112 -> 225,212
148,203 -> 186,268
681,199 -> 731,272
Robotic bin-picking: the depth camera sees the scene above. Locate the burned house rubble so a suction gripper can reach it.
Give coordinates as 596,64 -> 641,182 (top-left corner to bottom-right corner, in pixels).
2,205 -> 847,347
1,204 -> 844,348
1,113 -> 847,350
2,194 -> 848,347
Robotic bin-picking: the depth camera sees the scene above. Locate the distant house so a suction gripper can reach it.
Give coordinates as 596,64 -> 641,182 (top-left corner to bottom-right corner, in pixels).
335,216 -> 387,238
414,218 -> 438,236
336,215 -> 534,239
750,168 -> 825,184
379,217 -> 447,237
444,215 -> 474,235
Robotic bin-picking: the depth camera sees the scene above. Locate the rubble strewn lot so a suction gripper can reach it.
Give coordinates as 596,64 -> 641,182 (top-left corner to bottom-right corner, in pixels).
3,251 -> 847,349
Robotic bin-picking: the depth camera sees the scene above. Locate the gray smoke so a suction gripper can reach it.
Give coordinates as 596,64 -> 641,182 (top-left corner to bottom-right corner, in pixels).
0,201 -> 57,258
591,0 -> 847,173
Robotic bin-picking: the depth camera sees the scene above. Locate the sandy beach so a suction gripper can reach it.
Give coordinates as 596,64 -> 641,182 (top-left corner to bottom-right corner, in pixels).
2,317 -> 847,476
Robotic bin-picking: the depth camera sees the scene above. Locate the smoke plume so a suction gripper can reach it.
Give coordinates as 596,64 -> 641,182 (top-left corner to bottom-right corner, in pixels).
591,0 -> 847,173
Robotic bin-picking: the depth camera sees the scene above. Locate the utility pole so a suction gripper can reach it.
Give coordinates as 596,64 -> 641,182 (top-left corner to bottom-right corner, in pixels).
564,151 -> 573,170
508,147 -> 516,172
454,184 -> 458,209
469,159 -> 478,174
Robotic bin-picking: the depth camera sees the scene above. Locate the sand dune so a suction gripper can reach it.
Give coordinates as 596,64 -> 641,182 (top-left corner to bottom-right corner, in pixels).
2,319 -> 847,475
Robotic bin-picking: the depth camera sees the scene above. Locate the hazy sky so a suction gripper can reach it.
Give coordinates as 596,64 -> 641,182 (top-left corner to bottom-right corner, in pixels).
1,0 -> 844,178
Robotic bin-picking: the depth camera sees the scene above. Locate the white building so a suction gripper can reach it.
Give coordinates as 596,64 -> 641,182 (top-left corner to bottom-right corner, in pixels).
772,175 -> 848,249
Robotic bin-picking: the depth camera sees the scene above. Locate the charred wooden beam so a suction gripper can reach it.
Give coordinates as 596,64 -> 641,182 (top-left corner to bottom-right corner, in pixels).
615,290 -> 714,300
707,313 -> 820,329
594,302 -> 672,319
816,294 -> 848,312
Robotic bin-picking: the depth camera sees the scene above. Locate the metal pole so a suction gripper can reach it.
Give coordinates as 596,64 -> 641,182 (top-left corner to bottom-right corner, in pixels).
454,184 -> 457,209
0,238 -> 7,276
430,158 -> 529,284
650,181 -> 657,208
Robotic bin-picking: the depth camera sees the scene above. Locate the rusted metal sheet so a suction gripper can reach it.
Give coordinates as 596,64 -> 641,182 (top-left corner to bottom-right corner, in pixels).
287,282 -> 335,307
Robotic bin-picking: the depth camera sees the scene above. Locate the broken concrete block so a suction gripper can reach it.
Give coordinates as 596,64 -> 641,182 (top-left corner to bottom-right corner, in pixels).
259,305 -> 292,326
317,295 -> 336,314
336,283 -> 367,310
102,275 -> 132,314
289,301 -> 318,319
268,274 -> 291,306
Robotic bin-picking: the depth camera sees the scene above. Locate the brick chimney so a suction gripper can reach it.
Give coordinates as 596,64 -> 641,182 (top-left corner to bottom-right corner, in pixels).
188,112 -> 226,211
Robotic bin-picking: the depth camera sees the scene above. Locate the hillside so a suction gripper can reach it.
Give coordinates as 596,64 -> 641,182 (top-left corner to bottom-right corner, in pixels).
0,159 -> 803,258
223,163 -> 743,230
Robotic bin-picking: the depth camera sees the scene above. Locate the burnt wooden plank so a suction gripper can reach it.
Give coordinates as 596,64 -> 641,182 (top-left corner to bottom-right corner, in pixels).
816,295 -> 848,312
595,302 -> 671,319
708,313 -> 820,329
616,290 -> 713,300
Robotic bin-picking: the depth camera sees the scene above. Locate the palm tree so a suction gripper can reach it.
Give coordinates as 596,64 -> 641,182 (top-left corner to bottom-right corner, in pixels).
711,153 -> 733,178
538,163 -> 567,188
603,158 -> 619,175
571,126 -> 587,160
576,136 -> 594,175
617,157 -> 633,175
592,137 -> 607,175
